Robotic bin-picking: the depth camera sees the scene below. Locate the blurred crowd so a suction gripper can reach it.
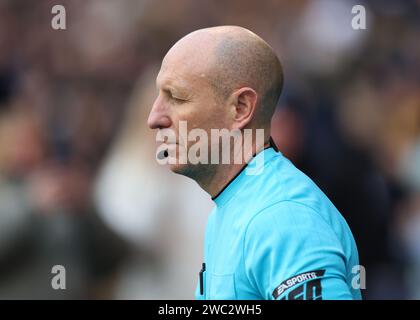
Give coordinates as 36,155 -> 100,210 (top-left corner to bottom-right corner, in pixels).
0,0 -> 418,299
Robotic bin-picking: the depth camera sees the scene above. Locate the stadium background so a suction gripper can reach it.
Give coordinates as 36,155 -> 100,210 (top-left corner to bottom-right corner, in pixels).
0,0 -> 419,299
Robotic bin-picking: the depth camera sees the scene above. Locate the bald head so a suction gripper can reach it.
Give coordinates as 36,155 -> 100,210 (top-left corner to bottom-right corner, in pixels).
163,26 -> 283,128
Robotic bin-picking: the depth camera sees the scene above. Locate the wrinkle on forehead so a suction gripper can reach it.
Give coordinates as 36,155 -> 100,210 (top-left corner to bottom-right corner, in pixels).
157,50 -> 214,96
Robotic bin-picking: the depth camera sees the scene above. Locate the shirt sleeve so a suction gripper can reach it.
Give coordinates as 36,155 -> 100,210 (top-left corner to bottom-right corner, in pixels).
243,200 -> 356,300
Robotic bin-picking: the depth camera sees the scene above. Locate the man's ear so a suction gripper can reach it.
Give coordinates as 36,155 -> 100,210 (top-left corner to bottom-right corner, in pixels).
230,87 -> 258,130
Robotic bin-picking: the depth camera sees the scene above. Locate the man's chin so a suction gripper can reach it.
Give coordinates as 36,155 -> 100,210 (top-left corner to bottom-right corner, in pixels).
168,162 -> 199,180
169,162 -> 189,175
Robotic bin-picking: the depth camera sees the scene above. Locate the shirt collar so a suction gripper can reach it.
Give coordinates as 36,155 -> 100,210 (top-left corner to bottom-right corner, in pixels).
212,146 -> 279,207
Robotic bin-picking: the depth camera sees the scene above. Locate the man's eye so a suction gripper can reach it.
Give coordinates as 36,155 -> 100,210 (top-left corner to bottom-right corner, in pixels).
172,96 -> 185,103
168,93 -> 186,103
162,90 -> 187,103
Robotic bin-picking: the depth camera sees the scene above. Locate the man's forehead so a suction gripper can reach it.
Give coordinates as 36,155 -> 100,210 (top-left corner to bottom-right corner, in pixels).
156,58 -> 211,90
156,64 -> 186,89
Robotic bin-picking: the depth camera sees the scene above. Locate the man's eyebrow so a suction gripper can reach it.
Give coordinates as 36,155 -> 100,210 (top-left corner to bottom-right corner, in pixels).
156,75 -> 175,90
157,78 -> 189,97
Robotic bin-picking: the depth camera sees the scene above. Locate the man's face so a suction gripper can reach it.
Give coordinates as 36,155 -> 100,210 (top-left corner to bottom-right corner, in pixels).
147,48 -> 229,176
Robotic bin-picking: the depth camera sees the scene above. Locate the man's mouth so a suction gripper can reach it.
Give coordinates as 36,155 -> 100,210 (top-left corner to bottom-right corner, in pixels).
157,143 -> 181,160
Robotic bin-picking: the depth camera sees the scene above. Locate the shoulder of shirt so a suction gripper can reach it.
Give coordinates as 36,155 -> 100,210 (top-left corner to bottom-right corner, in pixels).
243,199 -> 341,246
245,152 -> 340,224
247,199 -> 329,228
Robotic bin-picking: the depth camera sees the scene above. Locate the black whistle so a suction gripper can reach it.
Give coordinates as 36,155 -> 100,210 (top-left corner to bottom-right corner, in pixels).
199,263 -> 206,295
157,149 -> 169,160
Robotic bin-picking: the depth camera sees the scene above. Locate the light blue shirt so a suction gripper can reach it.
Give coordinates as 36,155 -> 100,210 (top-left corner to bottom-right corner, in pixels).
195,147 -> 362,300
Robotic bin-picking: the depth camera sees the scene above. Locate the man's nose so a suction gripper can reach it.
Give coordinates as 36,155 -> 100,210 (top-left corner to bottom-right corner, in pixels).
147,97 -> 172,129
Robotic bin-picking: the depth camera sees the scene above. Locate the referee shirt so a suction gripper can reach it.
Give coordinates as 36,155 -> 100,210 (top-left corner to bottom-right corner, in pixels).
195,145 -> 362,300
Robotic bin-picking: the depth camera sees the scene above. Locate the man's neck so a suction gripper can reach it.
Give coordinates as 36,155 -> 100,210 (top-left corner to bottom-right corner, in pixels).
201,140 -> 271,199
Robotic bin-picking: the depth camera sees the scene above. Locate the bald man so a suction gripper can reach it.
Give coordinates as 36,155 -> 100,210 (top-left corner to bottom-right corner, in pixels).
148,26 -> 361,300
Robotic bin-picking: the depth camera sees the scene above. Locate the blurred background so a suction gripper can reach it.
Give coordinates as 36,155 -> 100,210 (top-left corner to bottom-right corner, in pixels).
0,0 -> 419,299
